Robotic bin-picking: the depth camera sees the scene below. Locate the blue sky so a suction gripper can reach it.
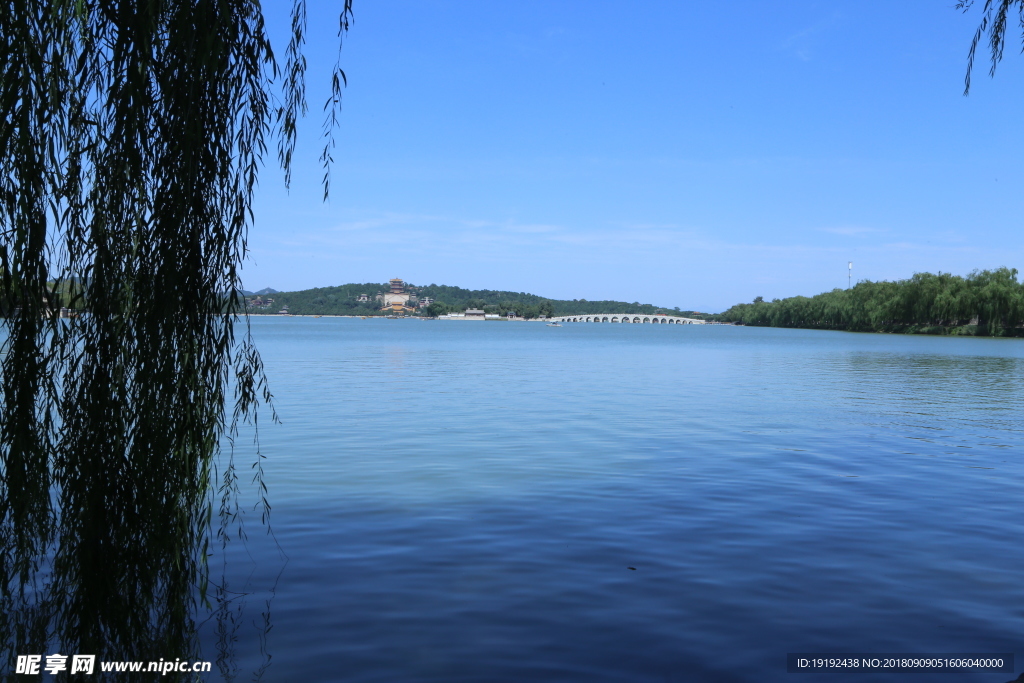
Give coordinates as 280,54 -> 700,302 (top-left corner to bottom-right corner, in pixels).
244,1 -> 1024,312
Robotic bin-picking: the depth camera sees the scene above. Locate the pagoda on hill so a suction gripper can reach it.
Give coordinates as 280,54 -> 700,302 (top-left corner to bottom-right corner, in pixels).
377,277 -> 417,314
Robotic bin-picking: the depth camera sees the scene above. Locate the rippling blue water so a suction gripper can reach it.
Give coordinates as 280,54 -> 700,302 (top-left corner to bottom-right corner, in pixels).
208,318 -> 1024,682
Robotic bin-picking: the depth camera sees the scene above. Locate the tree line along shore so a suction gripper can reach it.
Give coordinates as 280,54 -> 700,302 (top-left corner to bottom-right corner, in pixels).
14,269 -> 1023,338
713,268 -> 1024,336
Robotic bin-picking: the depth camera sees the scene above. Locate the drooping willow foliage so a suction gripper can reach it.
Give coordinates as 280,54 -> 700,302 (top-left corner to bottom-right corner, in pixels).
0,0 -> 350,675
958,0 -> 1024,93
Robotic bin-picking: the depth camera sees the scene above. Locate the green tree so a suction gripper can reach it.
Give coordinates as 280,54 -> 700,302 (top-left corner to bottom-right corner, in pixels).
715,269 -> 1024,336
425,301 -> 450,317
0,0 -> 352,673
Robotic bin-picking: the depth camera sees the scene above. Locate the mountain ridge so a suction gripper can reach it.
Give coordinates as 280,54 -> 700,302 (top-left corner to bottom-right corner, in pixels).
243,282 -> 704,318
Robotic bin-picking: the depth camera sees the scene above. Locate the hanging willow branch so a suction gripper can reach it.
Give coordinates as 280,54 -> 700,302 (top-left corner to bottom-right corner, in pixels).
958,0 -> 1024,94
0,0 -> 352,672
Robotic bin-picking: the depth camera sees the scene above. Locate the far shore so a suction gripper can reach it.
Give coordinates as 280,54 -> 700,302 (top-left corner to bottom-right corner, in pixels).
246,313 -> 730,324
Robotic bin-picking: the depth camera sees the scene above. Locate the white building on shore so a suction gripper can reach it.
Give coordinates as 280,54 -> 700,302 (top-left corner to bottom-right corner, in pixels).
438,308 -> 486,320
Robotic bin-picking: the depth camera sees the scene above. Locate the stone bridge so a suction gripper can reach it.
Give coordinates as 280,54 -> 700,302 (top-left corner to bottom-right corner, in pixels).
549,314 -> 705,324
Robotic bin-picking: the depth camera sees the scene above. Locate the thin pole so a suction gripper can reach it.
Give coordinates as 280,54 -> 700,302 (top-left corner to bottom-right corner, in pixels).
848,262 -> 852,290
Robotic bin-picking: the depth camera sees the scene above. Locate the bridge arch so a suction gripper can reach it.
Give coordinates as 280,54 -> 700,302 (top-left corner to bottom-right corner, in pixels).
552,313 -> 703,325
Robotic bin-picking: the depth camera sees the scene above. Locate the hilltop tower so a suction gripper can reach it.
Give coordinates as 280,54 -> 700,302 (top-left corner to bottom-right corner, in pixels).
378,277 -> 417,313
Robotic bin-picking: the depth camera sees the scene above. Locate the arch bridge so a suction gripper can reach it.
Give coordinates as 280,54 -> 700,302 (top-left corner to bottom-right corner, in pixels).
549,314 -> 705,324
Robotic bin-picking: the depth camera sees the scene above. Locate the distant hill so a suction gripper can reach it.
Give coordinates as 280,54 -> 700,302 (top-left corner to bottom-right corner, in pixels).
245,282 -> 705,319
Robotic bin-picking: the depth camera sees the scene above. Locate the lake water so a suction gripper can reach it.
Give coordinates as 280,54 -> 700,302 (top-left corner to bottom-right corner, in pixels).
207,318 -> 1024,682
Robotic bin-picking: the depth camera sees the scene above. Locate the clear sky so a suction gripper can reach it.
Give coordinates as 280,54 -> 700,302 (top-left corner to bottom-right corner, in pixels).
244,1 -> 1024,313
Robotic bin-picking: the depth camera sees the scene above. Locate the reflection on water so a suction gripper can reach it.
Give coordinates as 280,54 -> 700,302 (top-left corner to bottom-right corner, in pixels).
0,532 -> 274,682
7,321 -> 1024,681
0,350 -> 276,681
238,320 -> 1024,682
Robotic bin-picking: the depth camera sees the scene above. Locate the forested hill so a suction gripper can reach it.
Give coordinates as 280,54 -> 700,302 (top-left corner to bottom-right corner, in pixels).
245,282 -> 704,319
714,268 -> 1024,336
